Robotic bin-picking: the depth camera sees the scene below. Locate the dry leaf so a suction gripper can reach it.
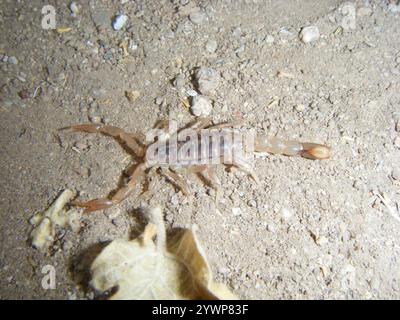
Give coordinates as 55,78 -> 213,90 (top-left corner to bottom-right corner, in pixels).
30,189 -> 80,252
90,206 -> 237,300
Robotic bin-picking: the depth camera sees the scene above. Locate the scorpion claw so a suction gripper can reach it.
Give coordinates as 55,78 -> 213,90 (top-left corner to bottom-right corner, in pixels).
72,199 -> 114,213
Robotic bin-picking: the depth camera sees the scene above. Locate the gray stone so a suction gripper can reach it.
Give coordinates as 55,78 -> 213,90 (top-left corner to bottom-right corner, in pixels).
195,67 -> 220,95
206,39 -> 218,53
189,10 -> 206,25
8,56 -> 18,65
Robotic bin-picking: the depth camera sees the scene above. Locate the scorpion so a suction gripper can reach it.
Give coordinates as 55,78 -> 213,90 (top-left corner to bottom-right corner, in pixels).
69,118 -> 331,213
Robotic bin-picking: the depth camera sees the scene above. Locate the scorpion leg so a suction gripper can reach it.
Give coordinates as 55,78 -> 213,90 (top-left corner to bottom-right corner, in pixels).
202,167 -> 222,204
70,124 -> 145,157
205,119 -> 243,130
185,118 -> 213,132
73,163 -> 145,213
231,157 -> 260,185
185,165 -> 222,203
160,167 -> 191,196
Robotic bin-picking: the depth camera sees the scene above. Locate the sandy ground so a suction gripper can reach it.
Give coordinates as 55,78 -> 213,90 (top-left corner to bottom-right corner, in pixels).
1,0 -> 400,299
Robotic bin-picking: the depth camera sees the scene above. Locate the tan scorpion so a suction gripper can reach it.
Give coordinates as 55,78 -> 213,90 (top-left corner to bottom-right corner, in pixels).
69,118 -> 331,213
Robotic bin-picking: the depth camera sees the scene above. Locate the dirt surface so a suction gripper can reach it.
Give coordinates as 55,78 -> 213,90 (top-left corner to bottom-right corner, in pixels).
1,0 -> 400,300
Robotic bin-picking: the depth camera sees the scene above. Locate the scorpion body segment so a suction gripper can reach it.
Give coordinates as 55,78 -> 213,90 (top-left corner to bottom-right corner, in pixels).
69,119 -> 331,213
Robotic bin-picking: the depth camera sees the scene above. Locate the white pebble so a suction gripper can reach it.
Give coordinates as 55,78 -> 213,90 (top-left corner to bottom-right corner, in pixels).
232,207 -> 242,216
191,95 -> 212,117
299,26 -> 320,43
195,67 -> 220,95
265,34 -> 275,44
281,207 -> 293,221
388,3 -> 400,13
70,2 -> 79,15
186,89 -> 198,97
113,14 -> 128,31
189,10 -> 206,25
357,7 -> 372,17
206,39 -> 218,53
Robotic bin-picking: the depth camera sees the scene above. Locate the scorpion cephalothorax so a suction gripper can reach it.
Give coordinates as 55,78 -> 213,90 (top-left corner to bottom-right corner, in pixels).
69,118 -> 331,213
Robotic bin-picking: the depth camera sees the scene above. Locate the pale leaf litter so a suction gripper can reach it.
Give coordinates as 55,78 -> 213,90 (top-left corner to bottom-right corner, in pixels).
30,189 -> 80,252
30,193 -> 236,300
91,207 -> 237,300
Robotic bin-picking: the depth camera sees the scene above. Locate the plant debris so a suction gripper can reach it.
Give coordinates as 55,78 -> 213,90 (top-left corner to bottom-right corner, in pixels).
30,189 -> 80,252
90,206 -> 237,300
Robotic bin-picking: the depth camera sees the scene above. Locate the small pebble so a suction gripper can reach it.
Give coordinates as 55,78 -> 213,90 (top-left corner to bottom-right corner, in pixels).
155,97 -> 163,105
8,56 -> 18,65
232,207 -> 242,216
103,50 -> 113,61
113,14 -> 128,31
265,35 -> 275,44
174,74 -> 186,90
81,167 -> 91,179
281,207 -> 293,221
189,10 -> 206,25
232,26 -> 241,37
170,194 -> 179,206
206,39 -> 218,53
74,141 -> 88,151
247,200 -> 257,207
70,2 -> 79,15
195,67 -> 220,95
388,3 -> 400,13
89,115 -> 102,123
357,7 -> 372,17
125,90 -> 140,102
186,89 -> 198,97
190,95 -> 212,117
279,27 -> 295,41
299,26 -> 320,43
